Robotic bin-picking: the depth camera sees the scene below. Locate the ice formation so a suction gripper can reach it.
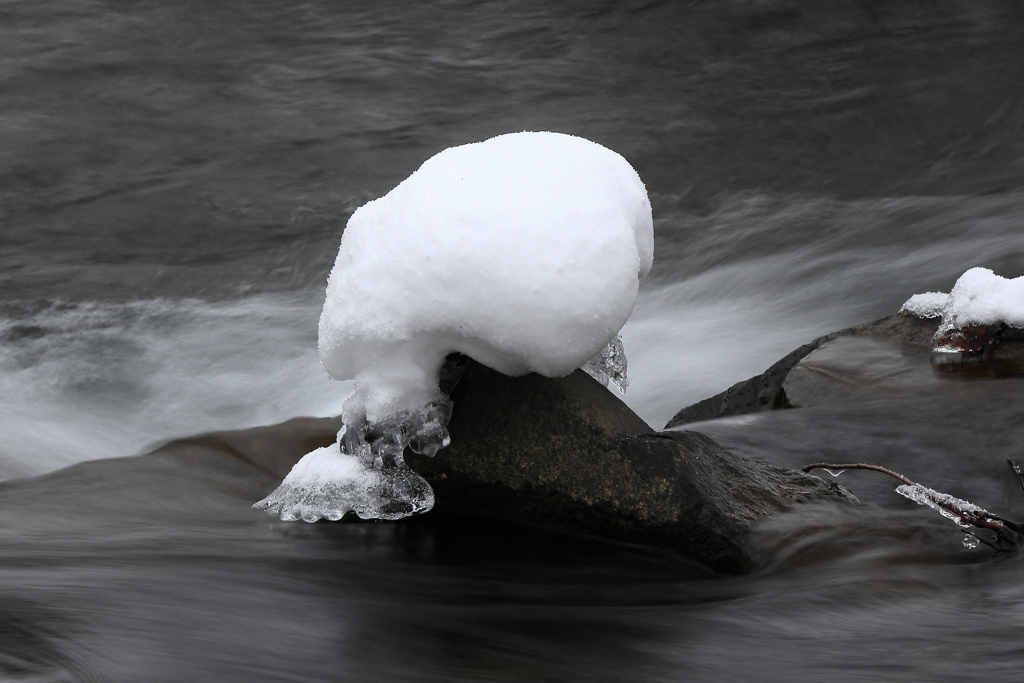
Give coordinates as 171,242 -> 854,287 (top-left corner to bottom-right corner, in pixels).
900,267 -> 1024,353
256,131 -> 653,522
581,334 -> 629,392
895,483 -> 989,528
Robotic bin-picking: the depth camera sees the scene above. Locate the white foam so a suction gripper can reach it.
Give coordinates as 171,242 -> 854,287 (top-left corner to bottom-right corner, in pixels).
0,296 -> 351,481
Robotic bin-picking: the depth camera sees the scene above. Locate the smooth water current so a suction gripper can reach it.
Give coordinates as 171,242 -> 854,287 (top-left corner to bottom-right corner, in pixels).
2,1 -> 1024,680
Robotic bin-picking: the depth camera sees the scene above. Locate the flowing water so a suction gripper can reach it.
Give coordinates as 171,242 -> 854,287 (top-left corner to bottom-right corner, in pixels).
2,1 -> 1024,680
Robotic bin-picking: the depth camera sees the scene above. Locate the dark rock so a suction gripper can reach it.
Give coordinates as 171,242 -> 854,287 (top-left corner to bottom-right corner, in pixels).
785,315 -> 1024,406
664,337 -> 836,429
848,311 -> 941,346
781,335 -> 928,408
836,312 -> 1024,361
665,313 -> 951,427
408,362 -> 855,574
666,309 -> 1024,430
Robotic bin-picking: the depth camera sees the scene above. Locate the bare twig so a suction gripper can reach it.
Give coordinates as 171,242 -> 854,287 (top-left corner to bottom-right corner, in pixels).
802,462 -> 913,486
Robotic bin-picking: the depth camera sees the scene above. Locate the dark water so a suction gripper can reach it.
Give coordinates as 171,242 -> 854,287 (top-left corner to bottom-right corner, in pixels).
3,0 -> 1024,680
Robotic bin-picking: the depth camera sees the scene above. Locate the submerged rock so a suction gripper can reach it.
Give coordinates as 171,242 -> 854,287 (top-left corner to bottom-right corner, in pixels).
781,335 -> 926,408
665,313 -> 940,428
407,361 -> 853,574
664,338 -> 830,428
665,311 -> 1024,427
0,416 -> 344,536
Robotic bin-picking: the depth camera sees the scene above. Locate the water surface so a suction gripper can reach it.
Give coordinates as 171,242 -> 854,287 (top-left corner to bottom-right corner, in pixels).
3,1 -> 1024,680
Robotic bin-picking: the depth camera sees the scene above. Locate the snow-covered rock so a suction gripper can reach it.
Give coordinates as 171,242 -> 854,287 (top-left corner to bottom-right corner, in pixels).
320,131 -> 652,423
900,267 -> 1024,353
257,131 -> 654,522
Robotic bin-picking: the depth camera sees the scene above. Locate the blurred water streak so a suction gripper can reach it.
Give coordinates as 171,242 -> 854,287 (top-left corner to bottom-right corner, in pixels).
3,1 -> 1024,680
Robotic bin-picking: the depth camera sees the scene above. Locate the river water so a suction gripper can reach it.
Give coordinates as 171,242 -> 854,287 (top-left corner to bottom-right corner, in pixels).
2,1 -> 1024,680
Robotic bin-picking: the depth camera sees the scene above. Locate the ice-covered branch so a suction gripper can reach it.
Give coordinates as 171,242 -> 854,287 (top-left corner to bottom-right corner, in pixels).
802,462 -> 1024,552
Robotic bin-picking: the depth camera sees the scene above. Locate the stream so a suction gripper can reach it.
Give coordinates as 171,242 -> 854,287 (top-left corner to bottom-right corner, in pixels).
2,1 -> 1024,680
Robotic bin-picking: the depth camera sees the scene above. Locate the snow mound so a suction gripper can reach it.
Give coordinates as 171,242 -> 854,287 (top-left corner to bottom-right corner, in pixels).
256,131 -> 653,522
900,267 -> 1024,352
320,131 -> 653,423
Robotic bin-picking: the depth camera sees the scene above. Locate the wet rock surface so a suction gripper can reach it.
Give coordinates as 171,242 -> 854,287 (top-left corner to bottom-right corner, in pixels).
666,312 -> 1024,427
0,317 -> 1015,682
0,416 -> 344,537
408,362 -> 854,574
0,345 -> 1013,683
781,335 -> 929,408
664,338 -> 833,428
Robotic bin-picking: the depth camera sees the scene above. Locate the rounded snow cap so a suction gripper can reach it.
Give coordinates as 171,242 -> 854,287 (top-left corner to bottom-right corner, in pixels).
319,131 -> 653,421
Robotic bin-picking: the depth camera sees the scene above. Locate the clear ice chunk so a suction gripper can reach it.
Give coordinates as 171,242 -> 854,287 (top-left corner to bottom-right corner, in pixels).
581,334 -> 629,393
254,398 -> 453,522
252,443 -> 434,522
895,483 -> 988,528
963,534 -> 980,550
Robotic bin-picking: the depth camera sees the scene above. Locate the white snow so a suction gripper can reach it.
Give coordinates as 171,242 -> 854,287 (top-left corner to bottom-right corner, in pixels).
257,131 -> 653,521
899,291 -> 947,319
940,267 -> 1024,329
319,131 -> 653,424
900,267 -> 1024,351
